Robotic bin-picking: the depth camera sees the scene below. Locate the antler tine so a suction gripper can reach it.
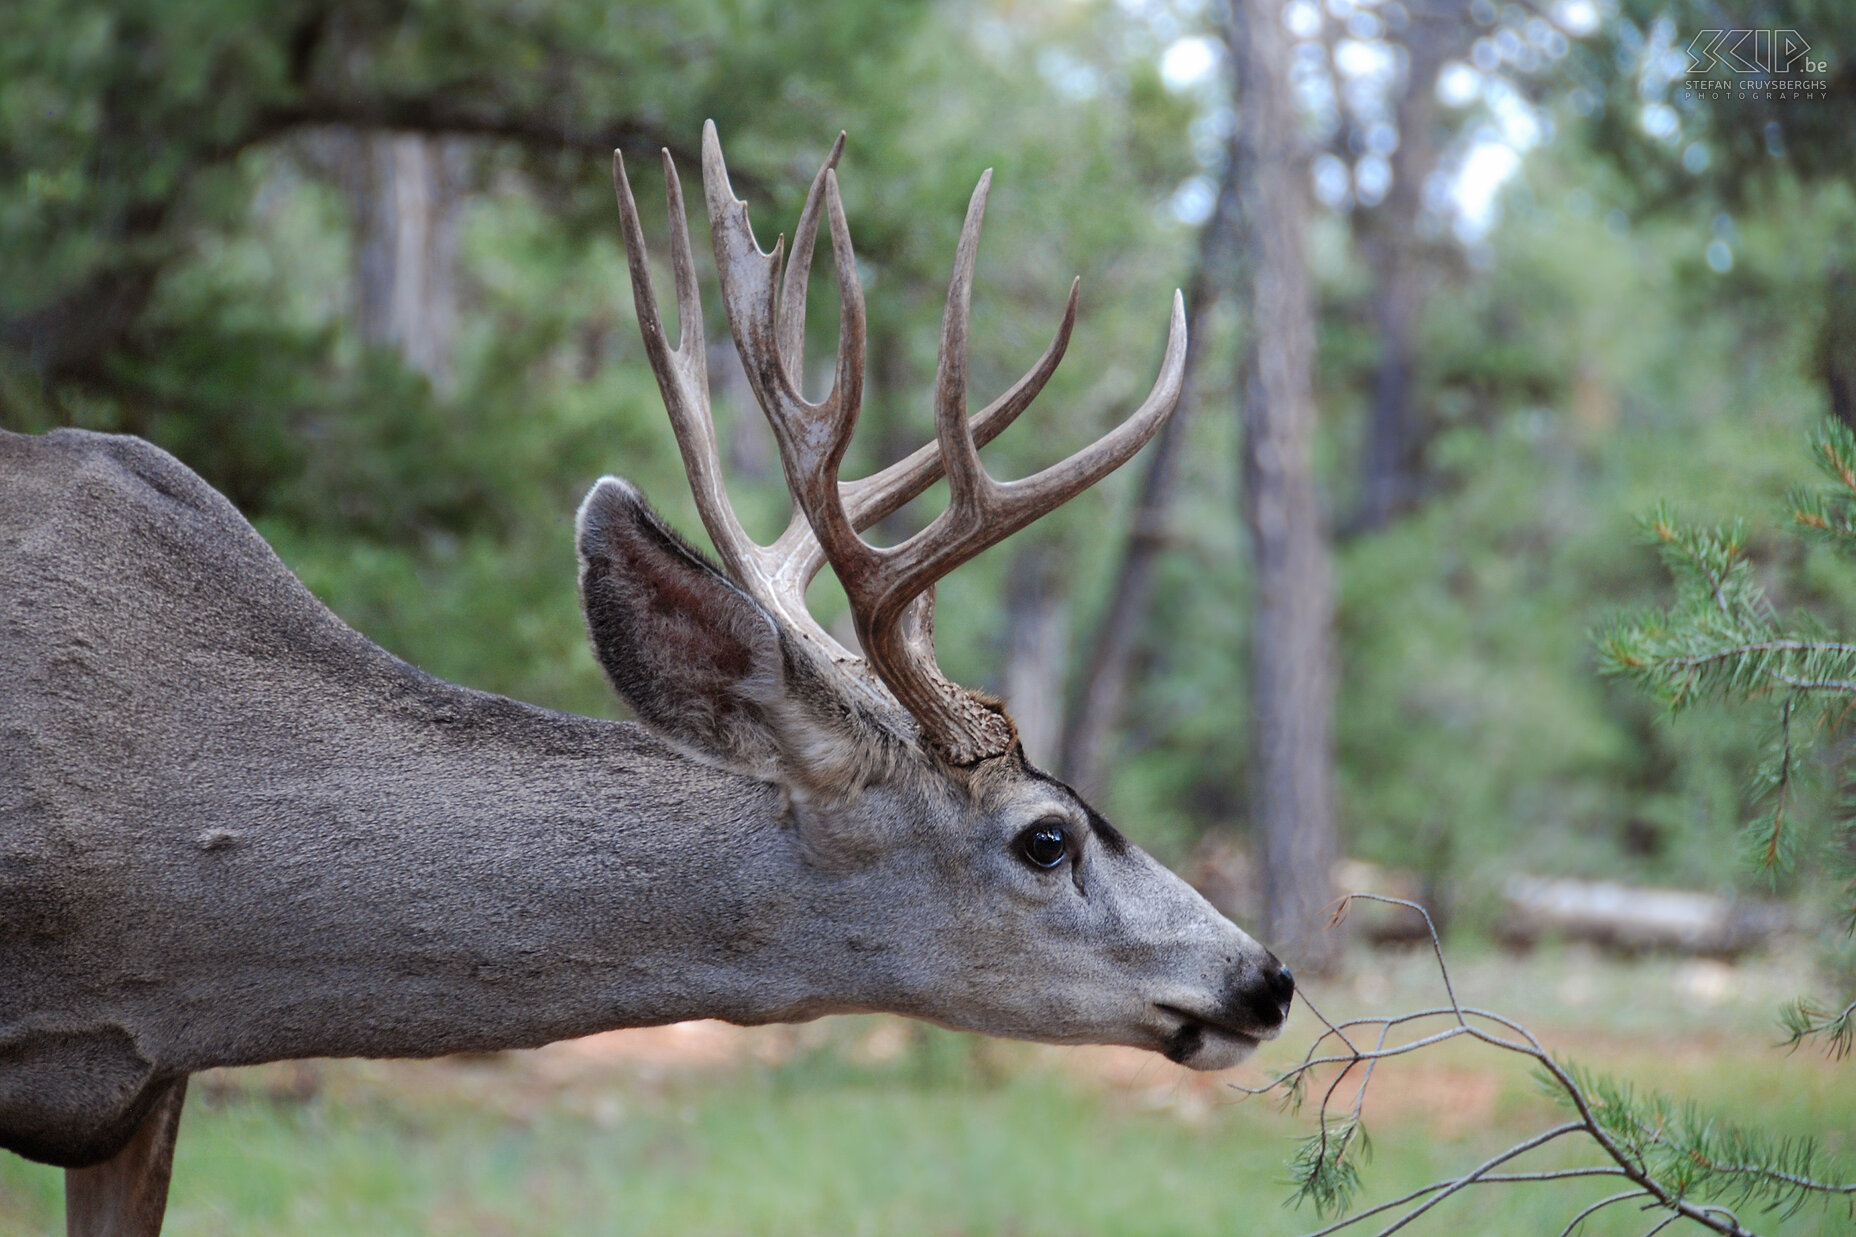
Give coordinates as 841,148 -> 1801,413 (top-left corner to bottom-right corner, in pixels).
838,201 -> 1188,761
932,170 -> 996,518
761,274 -> 1080,605
771,179 -> 1079,558
825,172 -> 870,476
885,287 -> 1188,610
809,169 -> 873,546
764,198 -> 1079,598
700,127 -> 1076,594
612,148 -> 758,587
838,277 -> 1078,527
702,123 -> 865,490
778,132 -> 846,385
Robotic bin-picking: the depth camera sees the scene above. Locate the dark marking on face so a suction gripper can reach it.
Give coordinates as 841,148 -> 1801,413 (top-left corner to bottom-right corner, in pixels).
1081,805 -> 1130,857
1162,1020 -> 1204,1065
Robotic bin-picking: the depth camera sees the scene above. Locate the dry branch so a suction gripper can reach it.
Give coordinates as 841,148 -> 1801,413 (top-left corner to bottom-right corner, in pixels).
1243,896 -> 1855,1237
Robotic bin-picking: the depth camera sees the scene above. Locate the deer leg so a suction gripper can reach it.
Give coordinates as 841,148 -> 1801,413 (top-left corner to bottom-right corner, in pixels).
64,1076 -> 188,1237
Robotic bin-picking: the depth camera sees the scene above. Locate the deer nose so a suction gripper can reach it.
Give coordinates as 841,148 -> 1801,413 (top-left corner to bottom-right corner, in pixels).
1265,960 -> 1295,1013
1244,956 -> 1293,1029
1229,954 -> 1294,1030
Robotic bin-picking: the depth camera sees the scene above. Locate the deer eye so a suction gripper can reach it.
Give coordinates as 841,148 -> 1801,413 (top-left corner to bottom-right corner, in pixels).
1016,821 -> 1069,870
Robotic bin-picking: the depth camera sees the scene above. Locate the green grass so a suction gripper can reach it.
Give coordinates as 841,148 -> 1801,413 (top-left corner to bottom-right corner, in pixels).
5,955 -> 1853,1237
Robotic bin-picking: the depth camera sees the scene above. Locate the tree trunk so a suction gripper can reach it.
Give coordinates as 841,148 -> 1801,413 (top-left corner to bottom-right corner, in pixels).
1230,0 -> 1341,972
1057,153 -> 1241,796
1353,5 -> 1450,533
341,131 -> 468,392
1820,259 -> 1856,433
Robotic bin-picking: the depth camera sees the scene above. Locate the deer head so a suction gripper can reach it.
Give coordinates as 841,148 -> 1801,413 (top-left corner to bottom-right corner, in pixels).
577,123 -> 1292,1067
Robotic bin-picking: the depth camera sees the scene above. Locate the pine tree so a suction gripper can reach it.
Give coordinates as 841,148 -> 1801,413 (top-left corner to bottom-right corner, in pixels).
1597,419 -> 1856,1056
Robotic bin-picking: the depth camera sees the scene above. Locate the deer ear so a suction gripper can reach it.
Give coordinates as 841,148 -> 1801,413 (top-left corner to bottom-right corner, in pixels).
575,478 -> 878,791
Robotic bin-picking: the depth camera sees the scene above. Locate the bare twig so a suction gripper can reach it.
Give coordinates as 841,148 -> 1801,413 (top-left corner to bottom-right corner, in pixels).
1555,1189 -> 1653,1237
1370,1124 -> 1588,1236
1288,1168 -> 1635,1237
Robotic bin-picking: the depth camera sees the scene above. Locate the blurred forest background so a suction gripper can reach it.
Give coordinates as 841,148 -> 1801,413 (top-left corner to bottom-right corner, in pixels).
10,1 -> 1856,1233
5,0 -> 1856,978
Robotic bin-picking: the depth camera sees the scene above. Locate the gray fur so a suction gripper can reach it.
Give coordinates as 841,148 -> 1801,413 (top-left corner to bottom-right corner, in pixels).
1,428 -> 1289,1181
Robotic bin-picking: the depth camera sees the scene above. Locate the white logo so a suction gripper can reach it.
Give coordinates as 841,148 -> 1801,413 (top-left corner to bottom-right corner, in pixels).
1685,29 -> 1825,76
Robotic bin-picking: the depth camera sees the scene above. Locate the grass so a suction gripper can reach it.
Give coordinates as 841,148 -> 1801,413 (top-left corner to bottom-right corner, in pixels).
3,949 -> 1852,1236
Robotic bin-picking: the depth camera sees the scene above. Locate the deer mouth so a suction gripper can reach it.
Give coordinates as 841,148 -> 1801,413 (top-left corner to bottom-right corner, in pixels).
1154,1003 -> 1266,1070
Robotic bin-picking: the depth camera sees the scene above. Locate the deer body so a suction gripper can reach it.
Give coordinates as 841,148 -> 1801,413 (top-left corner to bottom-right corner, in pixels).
1,125 -> 1291,1236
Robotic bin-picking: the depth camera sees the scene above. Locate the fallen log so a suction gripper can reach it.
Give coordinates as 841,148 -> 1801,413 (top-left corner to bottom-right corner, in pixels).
1500,875 -> 1790,957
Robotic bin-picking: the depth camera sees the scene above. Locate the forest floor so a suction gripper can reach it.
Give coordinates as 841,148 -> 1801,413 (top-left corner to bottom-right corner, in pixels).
3,943 -> 1852,1236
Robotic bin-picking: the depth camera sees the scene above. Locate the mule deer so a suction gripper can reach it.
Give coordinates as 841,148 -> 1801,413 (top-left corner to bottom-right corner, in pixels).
0,123 -> 1293,1236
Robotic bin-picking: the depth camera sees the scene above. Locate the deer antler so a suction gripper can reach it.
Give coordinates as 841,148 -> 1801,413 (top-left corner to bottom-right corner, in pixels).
614,121 -> 1186,764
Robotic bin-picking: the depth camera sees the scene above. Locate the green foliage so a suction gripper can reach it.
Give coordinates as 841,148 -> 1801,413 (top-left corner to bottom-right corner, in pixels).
0,0 -> 936,317
1595,422 -> 1856,1064
1596,423 -> 1856,892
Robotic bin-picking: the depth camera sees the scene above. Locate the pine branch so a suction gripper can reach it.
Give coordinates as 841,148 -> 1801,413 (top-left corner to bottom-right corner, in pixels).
1791,421 -> 1856,554
1641,504 -> 1749,619
1780,997 -> 1856,1060
1599,425 -> 1856,913
1654,641 -> 1856,672
1743,696 -> 1800,874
